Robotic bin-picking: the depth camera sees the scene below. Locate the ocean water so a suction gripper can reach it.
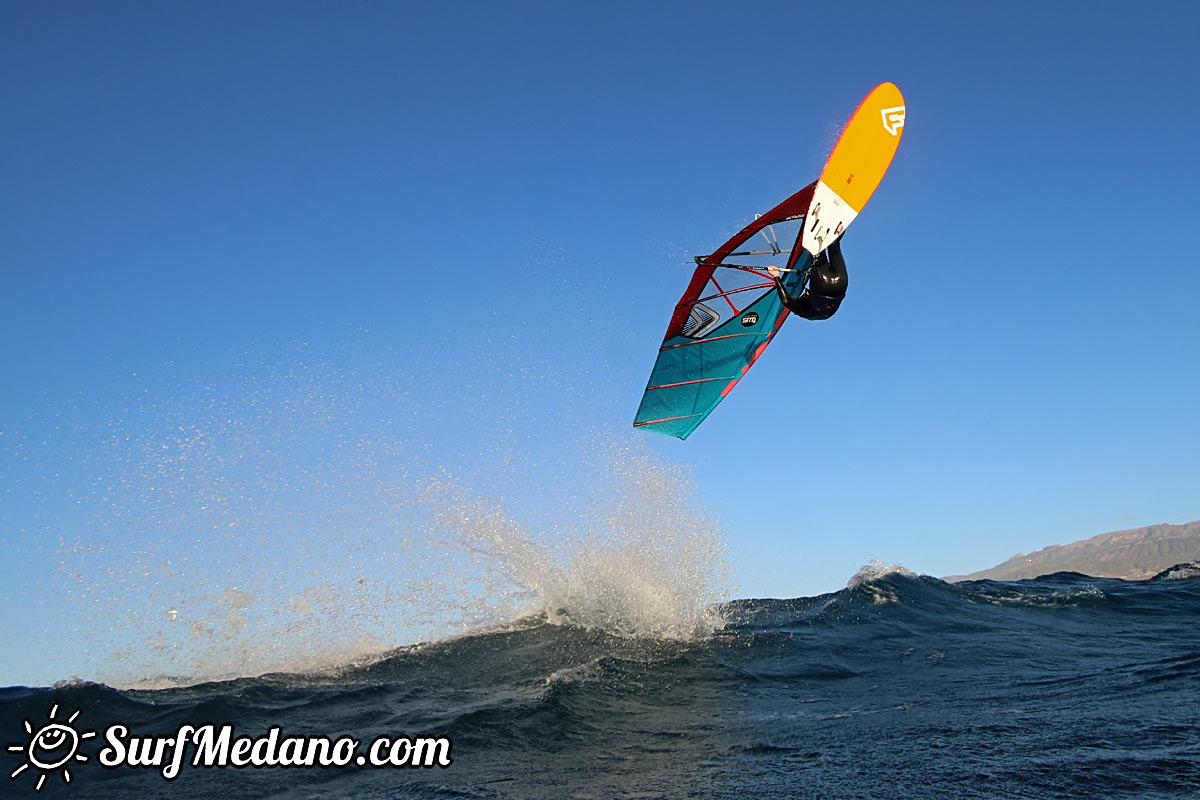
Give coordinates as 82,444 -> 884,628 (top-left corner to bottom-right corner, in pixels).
6,347 -> 1199,798
4,565 -> 1199,799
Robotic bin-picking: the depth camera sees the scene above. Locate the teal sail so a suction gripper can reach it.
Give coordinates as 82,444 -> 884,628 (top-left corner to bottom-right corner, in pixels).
634,182 -> 816,440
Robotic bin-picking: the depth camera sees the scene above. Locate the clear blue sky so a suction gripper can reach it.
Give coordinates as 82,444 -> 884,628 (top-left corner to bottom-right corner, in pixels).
3,1 -> 1199,686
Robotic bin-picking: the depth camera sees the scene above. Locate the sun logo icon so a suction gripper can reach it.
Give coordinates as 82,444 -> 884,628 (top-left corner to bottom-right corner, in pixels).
7,703 -> 96,792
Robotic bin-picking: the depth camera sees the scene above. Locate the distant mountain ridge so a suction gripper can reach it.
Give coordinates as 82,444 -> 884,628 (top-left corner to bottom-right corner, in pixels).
946,521 -> 1200,582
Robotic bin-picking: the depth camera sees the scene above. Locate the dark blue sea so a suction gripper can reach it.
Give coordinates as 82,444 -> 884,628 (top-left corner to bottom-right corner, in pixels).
4,565 -> 1199,799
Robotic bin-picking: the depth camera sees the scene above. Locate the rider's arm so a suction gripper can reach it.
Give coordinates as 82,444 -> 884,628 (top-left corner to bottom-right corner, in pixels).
766,266 -> 794,307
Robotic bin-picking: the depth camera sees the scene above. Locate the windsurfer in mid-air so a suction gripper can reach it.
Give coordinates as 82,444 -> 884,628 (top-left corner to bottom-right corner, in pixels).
766,238 -> 847,321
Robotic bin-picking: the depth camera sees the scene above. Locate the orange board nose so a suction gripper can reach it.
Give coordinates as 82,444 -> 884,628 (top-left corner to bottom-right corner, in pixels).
820,82 -> 906,213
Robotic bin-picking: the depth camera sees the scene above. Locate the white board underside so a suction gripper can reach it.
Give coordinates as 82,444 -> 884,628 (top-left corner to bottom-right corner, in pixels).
800,180 -> 858,256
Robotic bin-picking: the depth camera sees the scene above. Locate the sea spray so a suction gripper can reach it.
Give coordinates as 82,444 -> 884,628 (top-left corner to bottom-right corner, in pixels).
549,448 -> 731,638
415,448 -> 730,640
34,348 -> 731,686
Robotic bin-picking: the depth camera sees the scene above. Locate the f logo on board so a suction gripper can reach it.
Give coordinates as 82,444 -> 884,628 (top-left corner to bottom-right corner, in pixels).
881,106 -> 905,136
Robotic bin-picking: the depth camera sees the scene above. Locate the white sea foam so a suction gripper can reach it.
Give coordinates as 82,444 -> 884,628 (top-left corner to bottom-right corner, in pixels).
843,561 -> 921,605
846,560 -> 919,588
1160,562 -> 1200,581
410,448 -> 731,641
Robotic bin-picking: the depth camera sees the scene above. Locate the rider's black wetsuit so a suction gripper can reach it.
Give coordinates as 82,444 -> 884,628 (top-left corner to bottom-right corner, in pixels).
772,239 -> 847,321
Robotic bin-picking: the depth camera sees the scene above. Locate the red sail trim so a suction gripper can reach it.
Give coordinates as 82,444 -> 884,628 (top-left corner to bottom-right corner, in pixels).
633,413 -> 701,427
663,180 -> 816,341
648,379 -> 720,391
708,274 -> 740,315
695,281 -> 773,306
719,317 -> 786,398
645,377 -> 726,391
658,332 -> 759,351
